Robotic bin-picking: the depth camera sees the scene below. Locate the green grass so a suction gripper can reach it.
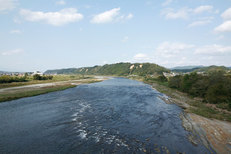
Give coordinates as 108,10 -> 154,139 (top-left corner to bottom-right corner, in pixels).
0,75 -> 92,89
0,84 -> 76,103
0,78 -> 104,103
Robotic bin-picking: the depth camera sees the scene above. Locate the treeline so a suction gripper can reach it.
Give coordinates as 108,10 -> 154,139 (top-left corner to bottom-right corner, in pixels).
0,75 -> 27,83
145,72 -> 231,109
168,72 -> 231,106
0,74 -> 54,83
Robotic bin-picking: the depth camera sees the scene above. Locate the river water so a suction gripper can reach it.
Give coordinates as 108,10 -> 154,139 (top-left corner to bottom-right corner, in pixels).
0,78 -> 212,153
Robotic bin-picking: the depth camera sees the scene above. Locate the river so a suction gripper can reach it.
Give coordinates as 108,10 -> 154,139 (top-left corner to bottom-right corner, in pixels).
0,78 -> 212,153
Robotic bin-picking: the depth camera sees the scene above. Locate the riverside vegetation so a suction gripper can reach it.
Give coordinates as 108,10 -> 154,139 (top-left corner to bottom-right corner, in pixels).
0,74 -> 98,102
143,71 -> 231,122
0,74 -> 90,89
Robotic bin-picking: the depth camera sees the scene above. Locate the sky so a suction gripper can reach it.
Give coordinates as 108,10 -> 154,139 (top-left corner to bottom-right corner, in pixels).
0,0 -> 231,72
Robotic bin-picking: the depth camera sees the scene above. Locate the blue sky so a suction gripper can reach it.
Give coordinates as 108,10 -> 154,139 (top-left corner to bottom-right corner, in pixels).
0,0 -> 231,72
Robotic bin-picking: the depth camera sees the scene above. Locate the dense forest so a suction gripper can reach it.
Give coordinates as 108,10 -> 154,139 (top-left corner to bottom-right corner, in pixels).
45,62 -> 170,76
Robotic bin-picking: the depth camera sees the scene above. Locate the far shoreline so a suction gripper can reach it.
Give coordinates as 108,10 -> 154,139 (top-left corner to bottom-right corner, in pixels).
0,77 -> 108,103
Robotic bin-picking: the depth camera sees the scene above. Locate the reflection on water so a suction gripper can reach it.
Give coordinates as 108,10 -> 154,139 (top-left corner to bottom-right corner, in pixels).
0,78 -> 212,153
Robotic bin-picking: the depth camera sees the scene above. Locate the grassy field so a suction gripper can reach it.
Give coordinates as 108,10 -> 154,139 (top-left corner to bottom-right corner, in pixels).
0,84 -> 76,102
0,76 -> 105,103
0,75 -> 92,89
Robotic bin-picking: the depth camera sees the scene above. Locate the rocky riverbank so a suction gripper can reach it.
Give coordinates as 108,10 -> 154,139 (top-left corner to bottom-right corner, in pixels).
151,82 -> 231,154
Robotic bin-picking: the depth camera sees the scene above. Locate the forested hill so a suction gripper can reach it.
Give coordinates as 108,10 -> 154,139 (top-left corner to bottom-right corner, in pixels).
44,63 -> 170,76
171,65 -> 230,73
193,65 -> 230,73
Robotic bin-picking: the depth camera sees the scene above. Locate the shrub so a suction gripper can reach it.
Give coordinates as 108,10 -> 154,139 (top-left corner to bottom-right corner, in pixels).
0,75 -> 26,83
33,74 -> 53,80
157,75 -> 168,82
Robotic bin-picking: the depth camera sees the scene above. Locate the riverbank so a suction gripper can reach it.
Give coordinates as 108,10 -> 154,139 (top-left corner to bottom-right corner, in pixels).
0,75 -> 93,89
0,77 -> 107,103
149,81 -> 231,154
128,76 -> 231,153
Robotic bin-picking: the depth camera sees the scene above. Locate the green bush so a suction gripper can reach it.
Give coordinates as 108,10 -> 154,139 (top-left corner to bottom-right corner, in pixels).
157,75 -> 168,82
168,75 -> 182,89
0,75 -> 26,83
168,73 -> 231,108
33,74 -> 53,80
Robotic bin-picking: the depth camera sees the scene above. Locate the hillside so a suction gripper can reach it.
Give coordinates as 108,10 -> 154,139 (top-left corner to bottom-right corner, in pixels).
171,65 -> 204,70
193,65 -> 230,73
171,67 -> 203,73
45,63 -> 170,76
171,65 -> 230,73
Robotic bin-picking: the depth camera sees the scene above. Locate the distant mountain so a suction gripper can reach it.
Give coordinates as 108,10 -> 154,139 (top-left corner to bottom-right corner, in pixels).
45,62 -> 170,76
193,65 -> 230,73
171,65 -> 231,73
171,66 -> 204,73
170,65 -> 204,70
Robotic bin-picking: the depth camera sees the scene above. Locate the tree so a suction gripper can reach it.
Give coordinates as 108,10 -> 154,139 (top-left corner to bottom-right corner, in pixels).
33,74 -> 42,80
205,83 -> 228,104
168,75 -> 182,89
157,75 -> 168,82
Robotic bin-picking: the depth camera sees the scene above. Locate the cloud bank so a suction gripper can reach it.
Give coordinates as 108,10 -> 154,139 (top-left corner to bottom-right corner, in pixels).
20,8 -> 83,26
91,8 -> 133,24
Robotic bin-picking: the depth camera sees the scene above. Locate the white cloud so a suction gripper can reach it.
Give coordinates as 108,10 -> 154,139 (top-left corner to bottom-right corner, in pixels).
214,8 -> 231,33
152,42 -> 231,67
156,42 -> 231,56
10,29 -> 22,34
214,20 -> 231,32
56,0 -> 66,5
162,0 -> 173,6
133,53 -> 149,60
193,5 -> 213,14
156,42 -> 194,57
13,17 -> 21,23
0,0 -> 16,12
216,35 -> 224,40
90,8 -> 133,24
126,13 -> 133,19
162,8 -> 189,20
215,9 -> 220,14
221,8 -> 231,20
20,8 -> 83,26
162,5 -> 214,20
1,49 -> 24,56
194,44 -> 231,54
188,17 -> 213,28
121,36 -> 129,42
